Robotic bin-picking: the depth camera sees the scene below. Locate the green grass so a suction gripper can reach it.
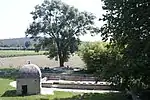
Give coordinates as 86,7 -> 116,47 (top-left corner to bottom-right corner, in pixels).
55,93 -> 128,100
0,78 -> 77,100
0,78 -> 128,100
0,50 -> 44,58
0,78 -> 14,96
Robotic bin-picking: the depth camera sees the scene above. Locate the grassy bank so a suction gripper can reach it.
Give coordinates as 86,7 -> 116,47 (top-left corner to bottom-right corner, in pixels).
0,50 -> 44,58
0,78 -> 77,100
0,78 -> 128,100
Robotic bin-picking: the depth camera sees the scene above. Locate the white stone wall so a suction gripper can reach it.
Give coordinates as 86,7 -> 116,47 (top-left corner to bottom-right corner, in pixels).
16,78 -> 40,95
42,83 -> 111,90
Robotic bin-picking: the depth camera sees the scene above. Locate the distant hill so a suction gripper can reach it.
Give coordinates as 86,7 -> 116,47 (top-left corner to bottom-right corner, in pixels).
0,37 -> 89,50
0,37 -> 36,49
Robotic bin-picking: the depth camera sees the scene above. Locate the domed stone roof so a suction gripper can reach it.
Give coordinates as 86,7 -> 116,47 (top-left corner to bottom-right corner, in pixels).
18,64 -> 42,78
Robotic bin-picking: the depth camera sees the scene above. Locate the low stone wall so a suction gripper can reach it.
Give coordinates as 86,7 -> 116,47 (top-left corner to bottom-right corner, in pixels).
42,83 -> 112,90
42,73 -> 96,81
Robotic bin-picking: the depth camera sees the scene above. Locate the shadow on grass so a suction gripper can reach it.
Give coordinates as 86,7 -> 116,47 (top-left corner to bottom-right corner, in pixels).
1,90 -> 38,97
1,90 -> 49,100
1,90 -> 50,100
53,93 -> 128,100
1,90 -> 17,97
1,90 -> 46,97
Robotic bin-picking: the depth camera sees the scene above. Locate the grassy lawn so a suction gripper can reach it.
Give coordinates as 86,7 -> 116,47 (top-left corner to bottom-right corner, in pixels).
0,50 -> 44,58
55,93 -> 128,100
0,78 -> 77,100
0,78 -> 128,100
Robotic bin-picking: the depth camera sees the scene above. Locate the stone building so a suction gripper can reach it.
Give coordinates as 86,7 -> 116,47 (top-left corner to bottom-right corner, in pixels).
16,64 -> 41,95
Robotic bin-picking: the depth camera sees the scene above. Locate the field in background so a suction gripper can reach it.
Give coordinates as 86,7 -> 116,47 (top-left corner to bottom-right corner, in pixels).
0,55 -> 85,68
0,50 -> 44,58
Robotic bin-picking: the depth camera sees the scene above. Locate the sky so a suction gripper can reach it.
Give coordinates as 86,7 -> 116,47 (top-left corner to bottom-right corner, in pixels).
0,0 -> 105,41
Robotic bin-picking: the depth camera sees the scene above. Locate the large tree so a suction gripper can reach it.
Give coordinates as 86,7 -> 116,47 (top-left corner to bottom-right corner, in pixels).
26,0 -> 98,67
100,0 -> 150,91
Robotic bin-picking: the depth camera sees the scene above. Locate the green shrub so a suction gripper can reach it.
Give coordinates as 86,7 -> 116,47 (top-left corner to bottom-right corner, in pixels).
79,42 -> 122,84
79,42 -> 106,73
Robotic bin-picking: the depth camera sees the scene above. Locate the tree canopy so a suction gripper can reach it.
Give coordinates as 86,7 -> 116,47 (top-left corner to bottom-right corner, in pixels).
100,0 -> 150,91
26,0 -> 98,67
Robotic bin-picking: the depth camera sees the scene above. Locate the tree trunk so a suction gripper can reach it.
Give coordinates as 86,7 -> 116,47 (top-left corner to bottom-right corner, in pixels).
59,55 -> 64,67
126,89 -> 141,100
57,41 -> 65,67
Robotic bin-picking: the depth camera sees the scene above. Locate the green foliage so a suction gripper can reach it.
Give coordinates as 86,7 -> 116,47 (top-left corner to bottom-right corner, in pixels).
100,0 -> 150,91
0,68 -> 18,80
24,41 -> 31,49
79,42 -> 107,73
79,42 -> 126,86
26,0 -> 98,67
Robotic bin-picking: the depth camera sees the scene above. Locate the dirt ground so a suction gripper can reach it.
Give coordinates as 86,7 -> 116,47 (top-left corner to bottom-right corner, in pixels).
0,55 -> 85,68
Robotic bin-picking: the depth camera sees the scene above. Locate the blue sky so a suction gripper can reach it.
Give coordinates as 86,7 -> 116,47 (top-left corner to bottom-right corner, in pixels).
0,0 -> 104,41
